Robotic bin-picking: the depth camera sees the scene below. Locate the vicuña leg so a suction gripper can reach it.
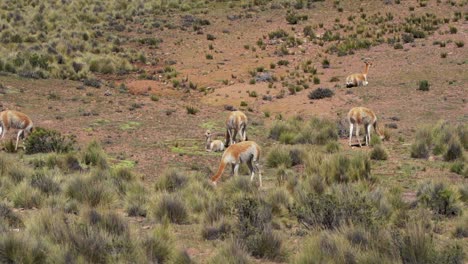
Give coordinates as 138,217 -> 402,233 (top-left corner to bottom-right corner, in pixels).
233,163 -> 240,177
366,125 -> 371,146
356,125 -> 362,147
15,130 -> 23,150
349,123 -> 354,146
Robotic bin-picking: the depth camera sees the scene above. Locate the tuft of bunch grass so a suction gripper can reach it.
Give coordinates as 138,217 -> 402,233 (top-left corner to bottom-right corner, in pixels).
154,169 -> 188,192
267,146 -> 292,168
153,193 -> 188,224
82,140 -> 108,169
370,144 -> 388,160
208,239 -> 251,264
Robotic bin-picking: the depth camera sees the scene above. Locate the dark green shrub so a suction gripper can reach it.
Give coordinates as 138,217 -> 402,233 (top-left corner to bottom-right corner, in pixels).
24,127 -> 76,154
418,80 -> 430,91
308,88 -> 334,100
201,220 -> 231,240
417,182 -> 461,217
186,106 -> 199,115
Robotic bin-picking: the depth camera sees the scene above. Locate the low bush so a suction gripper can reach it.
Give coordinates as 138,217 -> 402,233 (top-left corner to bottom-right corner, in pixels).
82,141 -> 108,169
295,184 -> 377,229
308,88 -> 334,100
267,146 -> 292,168
418,80 -> 430,91
153,193 -> 188,224
24,127 -> 76,154
370,145 -> 388,160
0,202 -> 23,228
444,139 -> 464,161
154,169 -> 188,192
416,181 -> 461,217
208,239 -> 251,264
320,153 -> 371,184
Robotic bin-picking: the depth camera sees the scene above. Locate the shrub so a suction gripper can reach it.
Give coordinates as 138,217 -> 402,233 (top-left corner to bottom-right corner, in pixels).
0,233 -> 47,263
186,106 -> 199,115
295,184 -> 377,229
325,141 -> 341,153
153,193 -> 188,224
320,153 -> 371,184
246,227 -> 285,261
267,146 -> 292,168
141,226 -> 176,263
417,181 -> 461,217
308,88 -> 334,100
154,169 -> 188,192
30,171 -> 61,195
410,140 -> 430,159
82,141 -> 108,169
418,80 -> 430,91
83,78 -> 101,88
208,239 -> 251,264
453,217 -> 468,238
2,139 -> 17,153
400,221 -> 437,264
125,183 -> 147,217
0,202 -> 23,228
24,127 -> 76,154
444,139 -> 463,161
66,175 -> 114,207
201,219 -> 232,240
459,184 -> 468,203
454,41 -> 464,48
10,182 -> 43,209
370,145 -> 388,160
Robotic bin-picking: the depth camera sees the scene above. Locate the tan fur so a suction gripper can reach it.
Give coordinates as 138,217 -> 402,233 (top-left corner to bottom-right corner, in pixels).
205,130 -> 225,152
346,61 -> 372,88
347,107 -> 384,147
225,111 -> 248,147
0,110 -> 34,150
211,141 -> 262,187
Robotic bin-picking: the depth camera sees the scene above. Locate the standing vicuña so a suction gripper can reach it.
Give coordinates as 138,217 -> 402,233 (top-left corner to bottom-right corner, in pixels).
345,60 -> 372,88
225,110 -> 248,147
347,107 -> 384,147
205,130 -> 225,152
0,110 -> 34,150
211,141 -> 262,187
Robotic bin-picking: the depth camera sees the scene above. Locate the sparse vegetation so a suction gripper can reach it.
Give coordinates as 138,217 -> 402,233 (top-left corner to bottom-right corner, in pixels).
308,88 -> 334,100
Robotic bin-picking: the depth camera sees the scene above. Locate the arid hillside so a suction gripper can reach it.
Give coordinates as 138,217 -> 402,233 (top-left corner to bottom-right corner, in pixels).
0,0 -> 466,263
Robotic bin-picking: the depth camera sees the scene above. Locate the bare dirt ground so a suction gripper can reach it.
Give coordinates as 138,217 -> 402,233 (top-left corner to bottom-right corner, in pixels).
0,0 -> 467,261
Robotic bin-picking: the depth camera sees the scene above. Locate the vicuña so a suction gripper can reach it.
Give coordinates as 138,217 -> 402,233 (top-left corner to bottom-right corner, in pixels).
205,130 -> 225,152
347,107 -> 384,147
225,110 -> 248,147
211,141 -> 262,187
345,60 -> 372,88
0,110 -> 34,150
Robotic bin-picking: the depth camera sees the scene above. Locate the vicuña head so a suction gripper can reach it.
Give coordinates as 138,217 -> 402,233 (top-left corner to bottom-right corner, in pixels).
225,110 -> 248,147
0,110 -> 34,150
347,106 -> 384,147
345,59 -> 373,88
205,129 -> 225,152
211,140 -> 262,187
